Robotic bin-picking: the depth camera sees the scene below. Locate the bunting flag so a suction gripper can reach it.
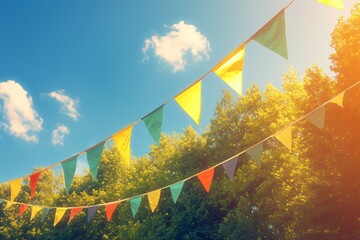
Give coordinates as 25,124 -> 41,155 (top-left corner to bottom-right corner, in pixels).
174,81 -> 202,125
41,208 -> 50,222
87,206 -> 98,223
29,171 -> 41,199
247,143 -> 264,165
170,181 -> 185,204
130,196 -> 142,218
4,201 -> 13,210
61,156 -> 78,193
329,91 -> 344,107
87,142 -> 105,179
317,0 -> 344,10
9,178 -> 22,201
105,202 -> 119,221
148,189 -> 161,213
274,126 -> 292,150
142,105 -> 164,145
197,168 -> 215,193
222,156 -> 238,181
18,204 -> 28,216
30,206 -> 42,221
306,106 -> 325,129
68,207 -> 83,224
112,123 -> 134,165
253,10 -> 288,59
213,46 -> 245,95
54,208 -> 67,226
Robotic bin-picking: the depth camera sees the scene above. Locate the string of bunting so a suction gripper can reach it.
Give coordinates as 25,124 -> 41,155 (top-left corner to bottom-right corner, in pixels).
0,0 -> 344,211
1,78 -> 356,226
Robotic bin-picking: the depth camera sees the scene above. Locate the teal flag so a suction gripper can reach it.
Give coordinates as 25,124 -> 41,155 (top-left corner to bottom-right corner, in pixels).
86,142 -> 105,179
170,181 -> 185,204
87,206 -> 98,223
222,157 -> 238,181
247,143 -> 263,166
142,105 -> 164,145
41,208 -> 50,222
130,196 -> 142,218
253,10 -> 288,59
306,106 -> 325,129
61,156 -> 78,193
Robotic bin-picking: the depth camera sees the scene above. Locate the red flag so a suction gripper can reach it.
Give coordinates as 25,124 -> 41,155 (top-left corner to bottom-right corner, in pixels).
197,168 -> 215,193
18,204 -> 28,216
68,207 -> 83,224
29,172 -> 41,199
106,202 -> 119,221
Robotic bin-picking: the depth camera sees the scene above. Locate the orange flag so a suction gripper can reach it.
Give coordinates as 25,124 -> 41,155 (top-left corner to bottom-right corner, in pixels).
112,123 -> 135,165
68,207 -> 83,224
10,178 -> 22,201
106,202 -> 119,221
18,204 -> 28,216
197,168 -> 215,193
29,171 -> 41,199
213,45 -> 245,95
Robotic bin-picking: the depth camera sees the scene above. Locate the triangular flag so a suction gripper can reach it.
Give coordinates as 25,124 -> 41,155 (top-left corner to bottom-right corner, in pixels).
54,208 -> 67,227
222,156 -> 238,181
253,10 -> 288,59
170,181 -> 185,204
68,207 -> 83,224
317,0 -> 344,10
329,92 -> 344,108
274,126 -> 292,150
142,105 -> 164,145
87,206 -> 98,223
247,143 -> 264,165
86,142 -> 105,179
9,178 -> 22,201
112,123 -> 134,165
174,81 -> 202,125
41,208 -> 50,222
148,189 -> 161,213
29,171 -> 41,199
4,201 -> 13,210
213,46 -> 245,95
61,156 -> 78,193
305,106 -> 325,129
30,206 -> 42,221
197,168 -> 215,193
18,204 -> 28,216
106,202 -> 119,221
130,196 -> 142,218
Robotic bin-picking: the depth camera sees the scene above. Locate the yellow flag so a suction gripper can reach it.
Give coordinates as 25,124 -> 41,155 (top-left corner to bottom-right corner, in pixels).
148,189 -> 161,212
9,178 -> 22,201
4,201 -> 13,210
213,45 -> 245,95
274,126 -> 292,150
30,206 -> 43,221
54,208 -> 67,226
329,91 -> 344,107
112,123 -> 134,165
175,81 -> 202,125
317,0 -> 344,10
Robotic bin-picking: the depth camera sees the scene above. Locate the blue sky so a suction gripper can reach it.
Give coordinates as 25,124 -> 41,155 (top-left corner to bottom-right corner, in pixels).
0,0 -> 357,183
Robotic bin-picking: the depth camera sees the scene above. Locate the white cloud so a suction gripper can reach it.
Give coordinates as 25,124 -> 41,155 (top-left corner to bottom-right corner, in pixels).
0,80 -> 43,142
143,21 -> 211,72
48,89 -> 79,120
51,124 -> 69,146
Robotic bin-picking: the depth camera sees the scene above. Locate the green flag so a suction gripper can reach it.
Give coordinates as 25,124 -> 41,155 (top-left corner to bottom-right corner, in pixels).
61,156 -> 78,193
253,10 -> 288,59
306,106 -> 325,129
247,143 -> 263,166
170,181 -> 185,204
41,208 -> 50,222
87,142 -> 105,179
130,196 -> 142,218
142,105 -> 164,145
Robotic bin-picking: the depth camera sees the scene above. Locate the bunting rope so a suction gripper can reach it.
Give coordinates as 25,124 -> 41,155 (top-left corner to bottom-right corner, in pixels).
1,79 -> 357,225
0,0 -> 297,189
